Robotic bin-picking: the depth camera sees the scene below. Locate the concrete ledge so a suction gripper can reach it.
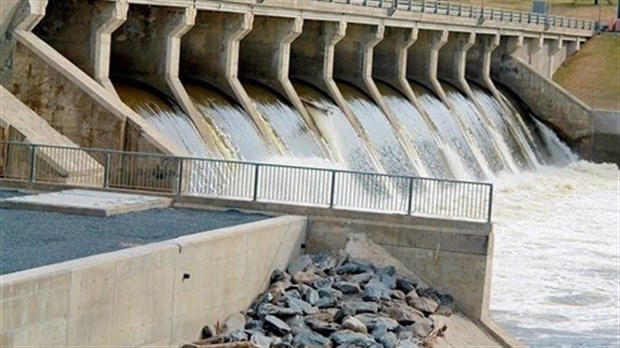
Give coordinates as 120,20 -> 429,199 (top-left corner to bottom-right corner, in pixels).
0,189 -> 173,216
1,215 -> 307,347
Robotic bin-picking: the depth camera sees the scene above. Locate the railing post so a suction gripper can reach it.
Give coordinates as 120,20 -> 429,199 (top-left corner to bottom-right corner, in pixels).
29,145 -> 37,183
407,177 -> 414,215
176,158 -> 184,195
487,184 -> 493,223
104,153 -> 111,188
329,170 -> 337,208
253,164 -> 260,201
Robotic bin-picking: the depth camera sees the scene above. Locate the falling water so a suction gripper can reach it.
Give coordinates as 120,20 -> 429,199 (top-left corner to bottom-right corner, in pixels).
470,84 -> 533,169
376,82 -> 452,179
114,82 -> 213,157
184,81 -> 273,161
337,81 -> 418,176
243,82 -> 327,159
293,82 -> 379,173
443,83 -> 508,174
410,82 -> 486,180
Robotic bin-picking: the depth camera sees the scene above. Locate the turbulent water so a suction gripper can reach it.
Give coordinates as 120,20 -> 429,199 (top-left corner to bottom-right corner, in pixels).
491,162 -> 620,347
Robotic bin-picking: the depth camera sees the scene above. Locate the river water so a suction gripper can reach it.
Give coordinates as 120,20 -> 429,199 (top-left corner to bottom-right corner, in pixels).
491,161 -> 620,347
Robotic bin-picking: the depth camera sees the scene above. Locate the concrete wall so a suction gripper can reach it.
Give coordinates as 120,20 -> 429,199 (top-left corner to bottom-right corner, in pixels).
0,215 -> 307,347
591,109 -> 620,165
492,37 -> 593,155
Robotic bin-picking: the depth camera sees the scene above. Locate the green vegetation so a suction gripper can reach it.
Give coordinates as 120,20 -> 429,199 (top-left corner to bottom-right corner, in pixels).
553,34 -> 620,110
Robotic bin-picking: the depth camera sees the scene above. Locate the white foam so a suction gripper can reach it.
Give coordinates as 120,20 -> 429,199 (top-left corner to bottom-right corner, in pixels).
491,161 -> 620,344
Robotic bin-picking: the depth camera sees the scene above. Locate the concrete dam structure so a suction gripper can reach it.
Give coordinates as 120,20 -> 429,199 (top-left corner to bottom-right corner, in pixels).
1,1 -> 618,348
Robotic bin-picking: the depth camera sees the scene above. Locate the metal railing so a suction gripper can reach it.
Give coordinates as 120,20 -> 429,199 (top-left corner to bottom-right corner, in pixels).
0,142 -> 493,222
316,0 -> 596,31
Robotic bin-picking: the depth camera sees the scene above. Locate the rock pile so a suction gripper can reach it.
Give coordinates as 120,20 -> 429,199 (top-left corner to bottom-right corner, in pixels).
185,252 -> 454,348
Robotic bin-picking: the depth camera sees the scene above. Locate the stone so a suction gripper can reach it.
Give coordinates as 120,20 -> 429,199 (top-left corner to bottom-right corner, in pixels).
315,296 -> 337,309
318,288 -> 342,301
305,317 -> 340,336
362,279 -> 391,302
225,329 -> 247,342
288,255 -> 313,275
378,331 -> 397,348
347,272 -> 374,285
293,330 -> 331,348
370,325 -> 387,341
334,281 -> 361,294
251,291 -> 274,311
412,321 -> 433,338
396,277 -> 417,294
270,269 -> 289,284
376,265 -> 396,277
245,320 -> 263,330
342,301 -> 379,315
405,290 -> 419,303
251,332 -> 274,347
313,277 -> 334,289
398,338 -> 421,348
258,303 -> 302,317
330,330 -> 374,346
293,271 -> 322,286
285,315 -> 309,335
382,306 -> 425,325
264,315 -> 291,336
379,274 -> 396,289
222,312 -> 246,333
284,295 -> 318,315
200,324 -> 217,339
342,316 -> 368,334
311,251 -> 339,272
270,281 -> 290,301
299,284 -> 320,305
436,303 -> 455,316
354,314 -> 399,331
286,289 -> 302,299
408,296 -> 439,314
392,290 -> 406,300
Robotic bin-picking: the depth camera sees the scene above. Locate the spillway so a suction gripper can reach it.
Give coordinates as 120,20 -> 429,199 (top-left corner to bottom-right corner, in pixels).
410,82 -> 487,180
243,82 -> 328,159
376,81 -> 453,179
337,81 -> 418,176
184,81 -> 273,161
114,81 -> 214,158
293,82 -> 379,173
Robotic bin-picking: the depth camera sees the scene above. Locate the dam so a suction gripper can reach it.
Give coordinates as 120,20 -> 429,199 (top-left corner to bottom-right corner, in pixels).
1,0 -> 619,347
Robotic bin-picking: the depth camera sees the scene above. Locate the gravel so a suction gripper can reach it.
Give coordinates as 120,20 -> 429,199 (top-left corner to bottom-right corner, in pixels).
0,195 -> 267,274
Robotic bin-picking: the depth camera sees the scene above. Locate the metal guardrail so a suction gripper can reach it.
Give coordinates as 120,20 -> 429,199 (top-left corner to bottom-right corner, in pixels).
0,142 -> 493,222
316,0 -> 596,31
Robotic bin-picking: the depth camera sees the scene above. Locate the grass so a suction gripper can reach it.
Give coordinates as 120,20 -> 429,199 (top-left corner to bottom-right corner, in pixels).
461,0 -> 618,21
553,34 -> 620,110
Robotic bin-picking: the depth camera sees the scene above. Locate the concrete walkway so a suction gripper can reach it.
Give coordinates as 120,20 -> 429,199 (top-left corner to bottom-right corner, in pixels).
0,189 -> 172,216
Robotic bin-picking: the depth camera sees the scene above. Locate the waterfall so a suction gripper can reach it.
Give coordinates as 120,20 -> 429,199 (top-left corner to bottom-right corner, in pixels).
337,81 -> 419,176
376,81 -> 453,179
243,82 -> 328,159
184,81 -> 273,161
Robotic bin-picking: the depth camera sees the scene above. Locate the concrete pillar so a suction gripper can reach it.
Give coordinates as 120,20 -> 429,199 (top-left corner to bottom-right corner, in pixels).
239,16 -> 319,136
374,26 -> 440,132
290,20 -> 387,172
526,35 -> 546,75
547,37 -> 565,77
333,23 -> 425,173
92,0 -> 128,95
111,5 -> 225,156
181,11 -> 285,155
438,31 -> 476,96
13,0 -> 46,32
407,29 -> 450,105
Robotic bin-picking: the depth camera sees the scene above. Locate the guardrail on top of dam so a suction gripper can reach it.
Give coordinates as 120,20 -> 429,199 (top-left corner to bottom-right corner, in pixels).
318,0 -> 595,30
0,141 -> 493,222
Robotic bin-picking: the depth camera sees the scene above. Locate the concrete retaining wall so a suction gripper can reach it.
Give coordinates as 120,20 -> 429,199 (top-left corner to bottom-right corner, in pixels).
591,109 -> 620,165
0,215 -> 307,347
